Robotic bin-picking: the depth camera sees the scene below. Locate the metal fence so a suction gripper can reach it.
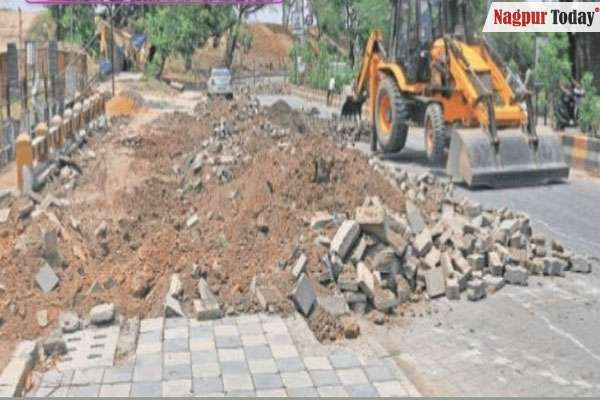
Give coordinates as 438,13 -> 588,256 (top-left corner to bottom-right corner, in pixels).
0,41 -> 89,170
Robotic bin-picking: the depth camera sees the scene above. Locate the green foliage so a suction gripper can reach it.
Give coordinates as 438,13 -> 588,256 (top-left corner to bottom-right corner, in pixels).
144,6 -> 233,77
537,33 -> 571,100
48,5 -> 97,54
578,72 -> 600,137
288,41 -> 354,90
488,33 -> 535,72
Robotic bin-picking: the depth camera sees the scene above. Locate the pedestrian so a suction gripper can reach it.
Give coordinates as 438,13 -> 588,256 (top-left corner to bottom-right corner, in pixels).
327,76 -> 336,106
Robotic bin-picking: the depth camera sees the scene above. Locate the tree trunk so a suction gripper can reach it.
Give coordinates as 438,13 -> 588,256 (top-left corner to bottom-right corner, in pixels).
155,53 -> 167,79
224,13 -> 243,68
185,54 -> 192,71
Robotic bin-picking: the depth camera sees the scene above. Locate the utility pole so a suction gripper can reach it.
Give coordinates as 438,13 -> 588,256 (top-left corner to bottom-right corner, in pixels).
110,5 -> 115,96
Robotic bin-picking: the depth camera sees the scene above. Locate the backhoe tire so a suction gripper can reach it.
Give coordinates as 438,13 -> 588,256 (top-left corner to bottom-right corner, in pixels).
424,103 -> 446,166
374,76 -> 408,153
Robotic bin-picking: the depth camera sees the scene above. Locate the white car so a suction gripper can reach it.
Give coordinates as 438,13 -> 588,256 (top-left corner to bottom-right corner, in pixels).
207,67 -> 233,99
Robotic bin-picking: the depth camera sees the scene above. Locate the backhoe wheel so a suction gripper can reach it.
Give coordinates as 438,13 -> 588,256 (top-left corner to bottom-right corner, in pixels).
374,76 -> 408,152
424,102 -> 446,166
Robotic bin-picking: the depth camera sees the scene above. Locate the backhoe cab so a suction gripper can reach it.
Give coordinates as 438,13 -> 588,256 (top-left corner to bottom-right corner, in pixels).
344,0 -> 569,188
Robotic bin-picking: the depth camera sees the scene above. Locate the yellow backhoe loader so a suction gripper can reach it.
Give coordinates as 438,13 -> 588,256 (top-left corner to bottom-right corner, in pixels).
343,0 -> 569,187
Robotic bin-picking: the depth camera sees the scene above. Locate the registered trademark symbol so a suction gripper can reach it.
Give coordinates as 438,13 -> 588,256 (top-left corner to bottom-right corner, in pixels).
596,7 -> 600,12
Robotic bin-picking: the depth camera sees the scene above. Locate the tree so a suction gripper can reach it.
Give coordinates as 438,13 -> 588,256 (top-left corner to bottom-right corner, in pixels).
145,6 -> 232,78
223,4 -> 265,68
48,5 -> 97,52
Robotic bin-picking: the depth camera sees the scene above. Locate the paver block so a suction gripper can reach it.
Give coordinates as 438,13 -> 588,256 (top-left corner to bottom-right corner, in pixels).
223,373 -> 254,392
317,295 -> 350,317
292,254 -> 307,279
253,373 -> 284,390
406,200 -> 425,234
162,379 -> 193,397
164,352 -> 191,366
215,335 -> 242,349
276,357 -> 305,373
364,365 -> 396,382
287,386 -> 319,397
413,229 -> 433,256
355,204 -> 387,241
221,361 -> 249,375
36,261 -> 59,293
543,257 -> 567,277
291,273 -> 316,317
281,371 -> 313,388
192,362 -> 221,379
244,345 -> 272,360
140,318 -> 163,333
270,344 -> 299,359
346,383 -> 379,397
571,255 -> 592,273
483,275 -> 505,293
164,338 -> 189,353
102,365 -> 133,384
163,364 -> 192,380
193,376 -> 224,394
357,262 -> 375,298
71,367 -> 105,385
328,352 -> 361,369
336,368 -> 368,386
165,327 -> 188,340
330,220 -> 360,260
99,383 -> 131,397
164,295 -> 185,318
309,369 -> 340,387
467,279 -> 486,301
374,380 -> 408,397
504,265 -> 528,286
131,381 -> 162,397
317,385 -> 348,397
303,356 -> 332,371
133,364 -> 162,382
218,348 -> 245,362
67,384 -> 101,397
424,267 -> 446,298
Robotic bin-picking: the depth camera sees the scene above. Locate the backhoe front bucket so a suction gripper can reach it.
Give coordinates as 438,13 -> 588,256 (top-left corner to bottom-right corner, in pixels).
446,128 -> 570,188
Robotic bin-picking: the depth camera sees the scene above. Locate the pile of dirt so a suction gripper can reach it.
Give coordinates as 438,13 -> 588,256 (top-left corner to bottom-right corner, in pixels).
106,94 -> 140,117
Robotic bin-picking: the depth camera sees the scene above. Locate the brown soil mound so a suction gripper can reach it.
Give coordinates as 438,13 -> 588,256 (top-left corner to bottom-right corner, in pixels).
106,95 -> 140,117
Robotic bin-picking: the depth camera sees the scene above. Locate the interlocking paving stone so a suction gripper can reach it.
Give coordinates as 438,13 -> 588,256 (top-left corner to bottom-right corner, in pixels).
346,383 -> 379,397
130,381 -> 162,397
237,323 -> 263,335
140,318 -> 163,333
318,385 -> 349,397
164,317 -> 188,329
226,390 -> 256,397
102,365 -> 133,384
136,342 -> 162,355
138,330 -> 162,345
276,357 -> 305,373
162,379 -> 193,397
337,368 -> 369,386
58,326 -> 119,370
164,327 -> 188,340
303,356 -> 333,370
99,382 -> 131,397
281,371 -> 313,388
163,338 -> 189,353
270,344 -> 299,359
257,388 -> 287,397
191,362 -> 221,378
220,361 -> 249,375
192,376 -> 224,394
309,369 -> 341,387
244,345 -> 273,360
67,384 -> 101,397
241,334 -> 268,347
214,324 -> 239,337
164,352 -> 191,366
33,386 -> 69,397
71,367 -> 105,385
248,358 -> 278,374
253,373 -> 284,390
133,364 -> 162,382
40,370 -> 73,387
364,365 -> 397,382
215,335 -> 242,349
190,326 -> 213,339
374,380 -> 409,397
266,333 -> 294,345
163,363 -> 192,380
329,352 -> 362,369
136,353 -> 161,367
191,350 -> 218,364
223,373 -> 254,392
190,337 -> 216,352
218,348 -> 245,362
286,386 -> 320,397
236,315 -> 261,325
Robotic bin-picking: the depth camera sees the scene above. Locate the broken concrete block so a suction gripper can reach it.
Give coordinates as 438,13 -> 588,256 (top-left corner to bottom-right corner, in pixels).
254,286 -> 278,311
355,205 -> 387,242
483,275 -> 505,294
337,267 -> 359,292
386,230 -> 409,256
424,267 -> 446,298
349,236 -> 369,264
462,199 -> 482,219
543,257 -> 567,277
310,211 -> 334,230
406,200 -> 426,234
330,220 -> 360,260
357,262 -> 375,299
291,273 -> 316,317
413,229 -> 433,256
488,252 -> 504,276
36,261 -> 59,293
317,295 -> 350,317
509,232 -> 526,249
467,279 -> 486,301
0,208 -> 10,224
43,335 -> 67,357
372,247 -> 400,274
186,214 -> 199,228
165,295 -> 185,318
571,255 -> 592,274
446,277 -> 460,300
372,287 -> 398,314
59,311 -> 80,333
36,310 -> 49,328
467,254 -> 486,271
193,299 -> 222,320
168,274 -> 184,299
504,265 -> 528,286
423,247 -> 441,269
90,303 -> 116,326
292,254 -> 307,280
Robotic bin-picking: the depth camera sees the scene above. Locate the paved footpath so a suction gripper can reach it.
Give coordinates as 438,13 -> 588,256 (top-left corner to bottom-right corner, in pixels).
28,313 -> 420,397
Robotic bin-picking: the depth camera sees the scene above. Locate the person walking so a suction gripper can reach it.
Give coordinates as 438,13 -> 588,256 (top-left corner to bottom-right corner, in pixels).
327,76 -> 336,106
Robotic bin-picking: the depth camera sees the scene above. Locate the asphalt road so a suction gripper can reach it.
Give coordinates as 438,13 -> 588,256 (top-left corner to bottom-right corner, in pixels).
258,93 -> 600,396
